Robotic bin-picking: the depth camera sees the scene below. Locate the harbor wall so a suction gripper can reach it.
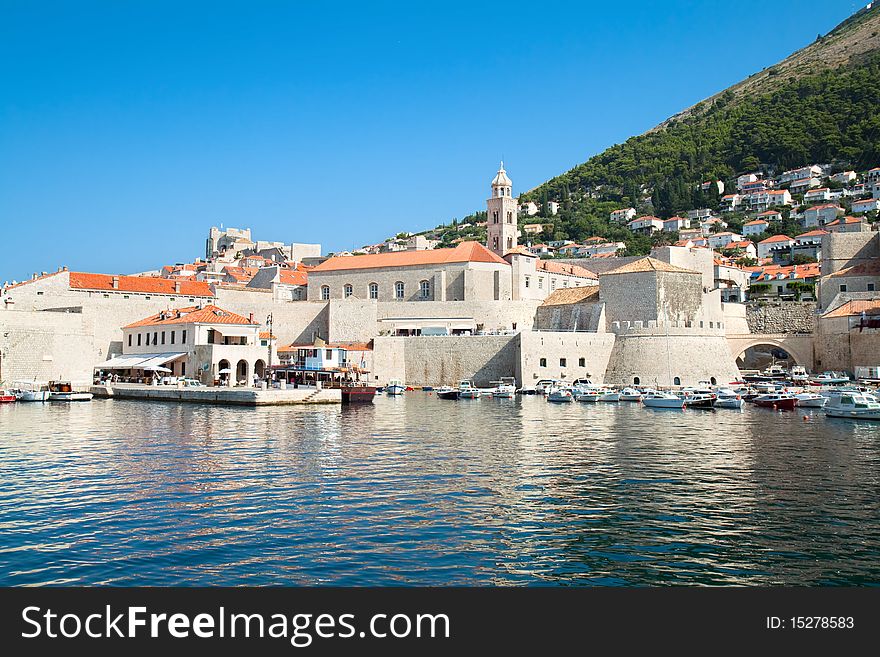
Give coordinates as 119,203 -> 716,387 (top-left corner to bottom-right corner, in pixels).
518,331 -> 616,385
602,330 -> 741,387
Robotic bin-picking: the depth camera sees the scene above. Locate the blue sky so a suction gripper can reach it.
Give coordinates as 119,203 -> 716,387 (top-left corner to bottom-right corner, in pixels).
0,0 -> 860,282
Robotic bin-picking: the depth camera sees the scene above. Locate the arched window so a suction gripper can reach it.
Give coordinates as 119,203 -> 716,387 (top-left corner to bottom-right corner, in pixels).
395,281 -> 405,300
710,377 -> 717,385
633,376 -> 640,385
369,282 -> 378,299
344,284 -> 353,298
507,211 -> 512,223
506,236 -> 513,250
673,376 -> 681,386
493,236 -> 499,250
419,280 -> 430,299
493,211 -> 499,223
321,285 -> 330,301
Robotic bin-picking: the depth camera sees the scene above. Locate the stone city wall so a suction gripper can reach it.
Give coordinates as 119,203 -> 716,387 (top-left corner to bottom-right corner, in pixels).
517,331 -> 616,385
745,301 -> 817,334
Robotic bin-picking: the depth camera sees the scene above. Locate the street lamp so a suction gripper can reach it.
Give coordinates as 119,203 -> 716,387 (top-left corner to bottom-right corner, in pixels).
266,313 -> 273,384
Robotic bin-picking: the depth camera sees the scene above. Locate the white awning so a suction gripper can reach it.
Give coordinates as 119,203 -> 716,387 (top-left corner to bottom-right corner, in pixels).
95,352 -> 187,370
214,326 -> 257,338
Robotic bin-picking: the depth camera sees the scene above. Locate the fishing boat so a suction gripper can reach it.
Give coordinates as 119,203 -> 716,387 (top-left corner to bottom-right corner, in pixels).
12,381 -> 51,402
598,389 -> 621,402
809,371 -> 850,386
794,392 -> 827,408
0,389 -> 17,403
714,388 -> 744,409
823,391 -> 880,420
789,366 -> 809,383
641,391 -> 685,409
48,381 -> 93,402
458,380 -> 481,399
546,386 -> 574,403
489,377 -> 516,398
752,392 -> 797,410
435,386 -> 460,400
385,379 -> 406,396
679,391 -> 716,408
619,387 -> 643,402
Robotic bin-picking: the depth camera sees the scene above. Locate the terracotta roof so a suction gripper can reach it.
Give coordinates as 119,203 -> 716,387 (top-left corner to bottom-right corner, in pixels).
278,269 -> 308,286
822,298 -> 880,318
259,331 -> 276,340
222,266 -> 260,283
757,210 -> 781,216
123,305 -> 258,328
807,203 -> 842,211
69,272 -> 214,296
602,256 -> 699,275
744,219 -> 769,225
796,230 -> 829,238
536,259 -> 597,279
825,216 -> 863,226
805,187 -> 829,194
504,246 -> 537,257
826,260 -> 880,278
309,241 -> 508,272
758,235 -> 794,244
724,241 -> 754,249
540,286 -> 600,306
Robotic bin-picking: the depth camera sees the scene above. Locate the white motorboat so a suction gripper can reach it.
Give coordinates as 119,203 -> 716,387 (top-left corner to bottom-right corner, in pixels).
823,391 -> 880,420
795,392 -> 827,408
535,379 -> 560,395
573,383 -> 602,402
489,377 -> 516,398
789,366 -> 809,383
809,371 -> 850,386
385,379 -> 406,396
619,387 -> 643,402
546,387 -> 574,403
48,381 -> 93,402
12,381 -> 51,402
714,388 -> 744,409
598,389 -> 620,402
641,392 -> 685,409
458,380 -> 481,399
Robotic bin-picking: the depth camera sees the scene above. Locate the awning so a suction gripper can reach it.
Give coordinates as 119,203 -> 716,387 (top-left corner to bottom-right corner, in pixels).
94,352 -> 187,370
215,327 -> 256,338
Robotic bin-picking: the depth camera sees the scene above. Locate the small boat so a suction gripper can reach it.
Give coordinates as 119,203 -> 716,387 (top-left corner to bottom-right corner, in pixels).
0,389 -> 17,403
714,388 -> 744,409
458,380 -> 481,399
340,383 -> 377,404
752,392 -> 797,410
619,387 -> 643,402
385,379 -> 406,396
641,392 -> 685,409
11,380 -> 51,402
823,391 -> 880,420
809,371 -> 850,386
795,392 -> 827,408
489,377 -> 516,398
535,379 -> 560,395
573,383 -> 603,402
789,366 -> 809,383
546,387 -> 574,403
48,381 -> 93,401
760,364 -> 789,379
679,388 -> 716,409
598,389 -> 620,402
435,386 -> 460,400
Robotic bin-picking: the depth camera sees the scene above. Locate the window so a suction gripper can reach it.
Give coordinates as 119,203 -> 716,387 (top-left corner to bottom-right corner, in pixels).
128,334 -> 132,347
153,332 -> 158,345
344,284 -> 353,298
261,340 -> 267,347
145,296 -> 151,300
161,331 -> 166,345
673,376 -> 681,386
180,362 -> 186,376
563,280 -> 569,288
559,358 -> 567,367
419,280 -> 430,299
839,284 -> 847,292
493,236 -> 499,250
326,349 -> 333,359
633,377 -> 640,385
507,211 -> 512,224
369,283 -> 378,299
123,295 -> 130,299
710,377 -> 717,386
321,285 -> 330,300
493,211 -> 499,223
578,357 -> 585,367
103,294 -> 109,298
869,283 -> 876,292
709,322 -> 713,329
182,330 -> 187,343
171,331 -> 175,344
538,277 -> 544,289
525,276 -> 530,288
137,334 -> 142,346
551,279 -> 556,291
395,281 -> 405,300
539,358 -> 547,367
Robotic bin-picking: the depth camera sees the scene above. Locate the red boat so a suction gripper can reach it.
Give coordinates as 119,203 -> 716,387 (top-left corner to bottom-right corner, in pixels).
0,389 -> 17,403
339,384 -> 377,404
752,393 -> 797,410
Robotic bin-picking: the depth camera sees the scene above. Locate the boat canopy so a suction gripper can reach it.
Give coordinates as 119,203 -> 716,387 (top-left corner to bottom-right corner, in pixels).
94,352 -> 187,370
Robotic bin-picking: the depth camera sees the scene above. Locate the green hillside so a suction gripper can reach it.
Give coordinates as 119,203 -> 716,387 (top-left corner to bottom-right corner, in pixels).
427,4 -> 880,255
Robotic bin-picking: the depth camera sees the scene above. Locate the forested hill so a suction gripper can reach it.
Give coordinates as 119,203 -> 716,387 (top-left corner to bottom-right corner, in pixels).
507,3 -> 880,253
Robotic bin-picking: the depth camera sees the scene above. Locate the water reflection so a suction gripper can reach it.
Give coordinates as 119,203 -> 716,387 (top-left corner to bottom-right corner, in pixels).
0,395 -> 878,586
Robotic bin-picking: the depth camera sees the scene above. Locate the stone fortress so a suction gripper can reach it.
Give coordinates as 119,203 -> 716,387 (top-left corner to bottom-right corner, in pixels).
1,164 -> 878,388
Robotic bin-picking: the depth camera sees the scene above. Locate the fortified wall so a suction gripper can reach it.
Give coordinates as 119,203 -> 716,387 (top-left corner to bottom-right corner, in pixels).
745,301 -> 817,334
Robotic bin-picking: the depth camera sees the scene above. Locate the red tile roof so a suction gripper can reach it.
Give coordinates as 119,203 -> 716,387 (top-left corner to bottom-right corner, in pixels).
278,269 -> 308,286
758,234 -> 794,244
536,259 -> 597,279
69,272 -> 214,296
744,219 -> 769,226
279,341 -> 373,353
826,260 -> 880,278
796,229 -> 829,238
826,216 -> 863,226
822,299 -> 880,318
310,241 -> 508,272
124,305 -> 258,328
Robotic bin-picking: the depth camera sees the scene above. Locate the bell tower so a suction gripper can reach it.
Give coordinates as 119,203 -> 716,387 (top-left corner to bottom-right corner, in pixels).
486,161 -> 519,257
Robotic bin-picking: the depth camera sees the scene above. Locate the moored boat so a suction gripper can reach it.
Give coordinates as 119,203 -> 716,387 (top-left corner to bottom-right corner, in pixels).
641,392 -> 685,409
435,386 -> 460,400
489,377 -> 516,398
48,381 -> 93,402
546,387 -> 574,403
598,389 -> 620,402
809,371 -> 850,386
340,383 -> 377,404
823,391 -> 880,420
12,381 -> 51,402
714,388 -> 744,409
0,389 -> 17,403
619,387 -> 642,402
385,379 -> 406,396
794,392 -> 826,408
752,392 -> 797,410
458,380 -> 481,399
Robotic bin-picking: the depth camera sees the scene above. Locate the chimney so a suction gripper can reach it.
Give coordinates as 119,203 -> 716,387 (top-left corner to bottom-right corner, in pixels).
112,276 -> 119,290
248,312 -> 254,323
33,273 -> 38,280
174,280 -> 181,294
63,266 -> 68,272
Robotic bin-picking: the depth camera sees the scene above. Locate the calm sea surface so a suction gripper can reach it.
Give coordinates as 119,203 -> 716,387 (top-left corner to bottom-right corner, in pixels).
1,395 -> 879,586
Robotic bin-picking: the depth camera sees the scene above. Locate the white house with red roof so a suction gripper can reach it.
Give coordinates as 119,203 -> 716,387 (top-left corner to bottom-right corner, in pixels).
803,203 -> 844,227
707,232 -> 743,249
803,187 -> 832,203
627,216 -> 664,234
742,219 -> 769,237
852,198 -> 880,214
97,305 -> 269,386
825,216 -> 869,233
789,177 -> 821,194
721,240 -> 757,260
757,234 -> 795,260
662,216 -> 689,232
610,207 -> 636,223
867,167 -> 880,184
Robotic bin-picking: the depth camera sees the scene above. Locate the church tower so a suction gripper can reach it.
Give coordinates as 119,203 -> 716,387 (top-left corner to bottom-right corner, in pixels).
486,161 -> 519,257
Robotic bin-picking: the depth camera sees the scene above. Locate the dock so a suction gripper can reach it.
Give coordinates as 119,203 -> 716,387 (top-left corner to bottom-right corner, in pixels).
90,383 -> 341,405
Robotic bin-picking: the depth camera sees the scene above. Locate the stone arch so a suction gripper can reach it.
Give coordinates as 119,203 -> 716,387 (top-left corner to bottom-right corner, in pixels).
735,339 -> 809,369
254,359 -> 266,379
236,359 -> 249,385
